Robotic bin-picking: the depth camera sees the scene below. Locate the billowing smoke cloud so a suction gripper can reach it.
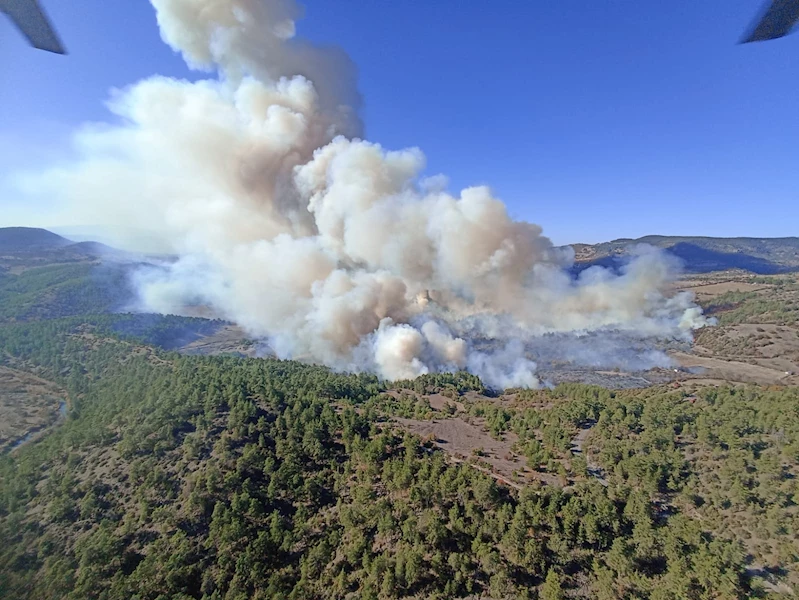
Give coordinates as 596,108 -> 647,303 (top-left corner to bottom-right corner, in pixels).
27,0 -> 712,388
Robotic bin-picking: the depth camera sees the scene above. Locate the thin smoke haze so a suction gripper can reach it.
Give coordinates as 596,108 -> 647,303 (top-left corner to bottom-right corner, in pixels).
23,0 -> 712,388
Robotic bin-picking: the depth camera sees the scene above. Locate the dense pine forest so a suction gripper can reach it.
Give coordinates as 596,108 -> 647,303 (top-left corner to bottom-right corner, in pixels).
1,316 -> 797,598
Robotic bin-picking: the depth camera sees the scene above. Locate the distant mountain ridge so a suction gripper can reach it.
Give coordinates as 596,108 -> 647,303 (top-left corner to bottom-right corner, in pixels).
3,227 -> 798,275
0,227 -> 71,252
571,235 -> 799,274
0,227 -> 126,273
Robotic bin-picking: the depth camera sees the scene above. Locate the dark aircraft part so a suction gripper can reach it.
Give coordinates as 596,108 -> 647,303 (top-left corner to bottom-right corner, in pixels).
741,0 -> 799,43
0,0 -> 65,54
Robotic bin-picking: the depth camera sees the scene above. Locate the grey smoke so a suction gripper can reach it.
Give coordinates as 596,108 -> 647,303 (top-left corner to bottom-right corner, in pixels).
22,0 -> 713,388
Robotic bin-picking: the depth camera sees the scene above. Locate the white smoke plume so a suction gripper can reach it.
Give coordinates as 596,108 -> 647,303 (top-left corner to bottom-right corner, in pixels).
27,0 -> 712,389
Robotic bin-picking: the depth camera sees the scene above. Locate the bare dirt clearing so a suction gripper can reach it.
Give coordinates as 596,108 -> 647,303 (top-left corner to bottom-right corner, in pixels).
426,392 -> 465,413
667,272 -> 799,386
671,351 -> 797,386
394,416 -> 560,487
682,280 -> 771,301
694,323 -> 799,376
0,366 -> 66,452
675,270 -> 768,291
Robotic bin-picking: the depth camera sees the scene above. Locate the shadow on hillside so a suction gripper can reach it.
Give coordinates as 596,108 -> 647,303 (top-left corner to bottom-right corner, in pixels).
573,243 -> 799,275
668,243 -> 798,274
110,313 -> 226,350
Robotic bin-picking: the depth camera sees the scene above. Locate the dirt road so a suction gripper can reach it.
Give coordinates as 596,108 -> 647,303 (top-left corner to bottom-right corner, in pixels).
570,422 -> 608,486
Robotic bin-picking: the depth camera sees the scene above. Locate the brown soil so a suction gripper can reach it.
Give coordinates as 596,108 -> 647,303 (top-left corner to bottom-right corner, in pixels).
671,351 -> 797,386
426,392 -> 465,413
0,366 -> 66,452
678,280 -> 771,300
694,323 -> 799,377
394,416 -> 560,487
667,273 -> 799,386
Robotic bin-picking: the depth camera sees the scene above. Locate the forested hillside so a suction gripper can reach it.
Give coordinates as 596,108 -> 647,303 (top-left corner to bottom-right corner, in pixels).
0,228 -> 70,252
0,317 -> 797,598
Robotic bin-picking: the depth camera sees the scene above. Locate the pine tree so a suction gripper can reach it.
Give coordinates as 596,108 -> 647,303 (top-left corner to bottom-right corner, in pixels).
540,568 -> 565,600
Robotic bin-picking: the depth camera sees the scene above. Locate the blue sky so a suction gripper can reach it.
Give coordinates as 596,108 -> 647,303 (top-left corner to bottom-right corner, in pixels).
1,0 -> 797,245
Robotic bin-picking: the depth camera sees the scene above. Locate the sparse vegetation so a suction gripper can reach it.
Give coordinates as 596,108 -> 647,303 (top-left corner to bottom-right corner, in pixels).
699,278 -> 799,326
